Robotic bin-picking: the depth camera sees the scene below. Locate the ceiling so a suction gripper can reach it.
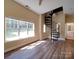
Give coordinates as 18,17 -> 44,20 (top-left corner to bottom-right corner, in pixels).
14,0 -> 74,15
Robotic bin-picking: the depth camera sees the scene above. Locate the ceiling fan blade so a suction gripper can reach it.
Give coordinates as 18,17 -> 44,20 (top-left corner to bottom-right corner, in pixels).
39,0 -> 42,5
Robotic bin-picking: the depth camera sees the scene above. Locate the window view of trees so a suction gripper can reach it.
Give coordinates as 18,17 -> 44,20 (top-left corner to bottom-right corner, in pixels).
5,17 -> 35,42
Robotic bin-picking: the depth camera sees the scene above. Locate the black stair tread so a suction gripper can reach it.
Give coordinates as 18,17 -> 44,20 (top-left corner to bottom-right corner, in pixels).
45,20 -> 51,21
52,33 -> 59,34
45,19 -> 51,20
45,22 -> 51,23
45,18 -> 52,20
45,18 -> 51,20
45,23 -> 51,24
52,32 -> 60,33
52,33 -> 59,35
52,36 -> 59,38
45,24 -> 51,25
45,19 -> 51,21
53,39 -> 58,41
46,23 -> 51,25
45,16 -> 52,18
46,22 -> 51,24
52,34 -> 59,35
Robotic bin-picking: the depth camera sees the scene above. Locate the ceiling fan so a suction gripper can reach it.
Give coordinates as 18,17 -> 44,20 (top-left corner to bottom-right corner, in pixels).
39,0 -> 43,5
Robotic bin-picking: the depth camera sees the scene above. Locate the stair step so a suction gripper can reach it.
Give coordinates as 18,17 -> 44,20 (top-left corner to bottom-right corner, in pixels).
45,21 -> 51,22
46,24 -> 52,26
53,39 -> 58,41
45,22 -> 51,24
45,18 -> 51,20
52,34 -> 59,35
45,16 -> 52,18
52,32 -> 57,33
46,24 -> 51,27
45,22 -> 51,23
52,33 -> 59,34
52,36 -> 59,38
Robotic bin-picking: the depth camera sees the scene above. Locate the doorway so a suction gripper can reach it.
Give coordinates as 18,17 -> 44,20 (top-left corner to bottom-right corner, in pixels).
65,23 -> 74,39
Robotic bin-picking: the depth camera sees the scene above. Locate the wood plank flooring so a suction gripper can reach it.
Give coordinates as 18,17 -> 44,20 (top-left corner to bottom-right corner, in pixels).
5,39 -> 74,59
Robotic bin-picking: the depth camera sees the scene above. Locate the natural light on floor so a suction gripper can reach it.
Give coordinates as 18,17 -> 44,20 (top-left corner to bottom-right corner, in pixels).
20,41 -> 46,50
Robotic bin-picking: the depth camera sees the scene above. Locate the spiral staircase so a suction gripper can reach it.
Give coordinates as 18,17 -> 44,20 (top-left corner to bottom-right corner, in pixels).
45,7 -> 63,41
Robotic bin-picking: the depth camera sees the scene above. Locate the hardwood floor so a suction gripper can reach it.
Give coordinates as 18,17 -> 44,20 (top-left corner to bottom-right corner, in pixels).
64,39 -> 74,59
5,39 -> 74,59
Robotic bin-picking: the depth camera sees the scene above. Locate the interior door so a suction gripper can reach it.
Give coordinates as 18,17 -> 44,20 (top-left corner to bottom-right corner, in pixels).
66,23 -> 74,39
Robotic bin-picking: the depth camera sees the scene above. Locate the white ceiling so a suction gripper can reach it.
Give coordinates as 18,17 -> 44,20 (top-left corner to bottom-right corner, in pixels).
14,0 -> 74,15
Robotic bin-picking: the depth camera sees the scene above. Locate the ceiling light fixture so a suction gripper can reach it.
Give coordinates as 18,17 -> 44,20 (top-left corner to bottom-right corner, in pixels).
25,5 -> 29,8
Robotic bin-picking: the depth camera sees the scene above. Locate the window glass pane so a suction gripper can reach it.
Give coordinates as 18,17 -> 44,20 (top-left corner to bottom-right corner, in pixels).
19,21 -> 27,31
68,25 -> 71,31
19,21 -> 28,38
5,17 -> 18,42
28,23 -> 33,31
28,23 -> 35,37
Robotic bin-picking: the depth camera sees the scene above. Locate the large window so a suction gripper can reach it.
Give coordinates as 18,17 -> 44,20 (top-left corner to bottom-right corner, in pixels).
5,17 -> 35,42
